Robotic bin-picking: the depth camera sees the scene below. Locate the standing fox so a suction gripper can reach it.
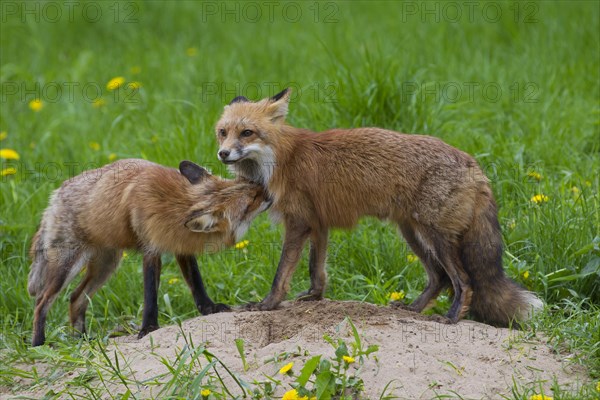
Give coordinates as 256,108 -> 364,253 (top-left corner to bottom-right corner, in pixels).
28,159 -> 268,346
215,88 -> 543,326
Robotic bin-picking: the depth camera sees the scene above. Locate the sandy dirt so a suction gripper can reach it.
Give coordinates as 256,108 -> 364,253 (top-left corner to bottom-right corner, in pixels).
3,300 -> 588,399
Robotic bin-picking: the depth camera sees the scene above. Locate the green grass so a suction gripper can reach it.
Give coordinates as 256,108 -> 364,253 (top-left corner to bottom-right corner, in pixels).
1,1 -> 599,398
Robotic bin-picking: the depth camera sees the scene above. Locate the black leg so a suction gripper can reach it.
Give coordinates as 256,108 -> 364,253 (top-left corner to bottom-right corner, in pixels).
139,253 -> 162,338
175,254 -> 230,315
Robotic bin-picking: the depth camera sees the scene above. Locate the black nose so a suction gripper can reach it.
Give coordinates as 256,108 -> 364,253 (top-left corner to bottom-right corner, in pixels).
218,149 -> 230,159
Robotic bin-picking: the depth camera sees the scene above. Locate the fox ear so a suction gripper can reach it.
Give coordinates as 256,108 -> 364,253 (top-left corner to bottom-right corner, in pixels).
184,211 -> 218,233
179,161 -> 209,184
267,88 -> 291,123
229,96 -> 250,105
271,88 -> 290,102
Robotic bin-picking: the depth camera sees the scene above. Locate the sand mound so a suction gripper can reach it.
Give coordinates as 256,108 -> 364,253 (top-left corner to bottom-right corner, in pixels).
4,300 -> 588,399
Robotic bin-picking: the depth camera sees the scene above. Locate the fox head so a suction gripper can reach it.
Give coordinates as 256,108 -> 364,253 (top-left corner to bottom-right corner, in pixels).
215,88 -> 292,184
179,161 -> 270,242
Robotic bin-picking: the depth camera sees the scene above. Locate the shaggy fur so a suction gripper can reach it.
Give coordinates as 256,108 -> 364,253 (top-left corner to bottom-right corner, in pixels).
28,159 -> 268,346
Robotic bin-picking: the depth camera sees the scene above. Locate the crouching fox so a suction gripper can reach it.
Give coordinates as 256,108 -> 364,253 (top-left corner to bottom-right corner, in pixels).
28,159 -> 269,346
215,88 -> 543,326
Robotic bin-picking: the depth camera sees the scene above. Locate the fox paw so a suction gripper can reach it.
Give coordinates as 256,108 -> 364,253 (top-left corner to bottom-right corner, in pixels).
200,303 -> 231,315
138,325 -> 159,339
243,298 -> 280,311
295,289 -> 324,302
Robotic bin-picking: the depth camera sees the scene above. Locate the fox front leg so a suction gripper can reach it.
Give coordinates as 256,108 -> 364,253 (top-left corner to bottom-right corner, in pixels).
138,253 -> 162,339
296,228 -> 328,302
253,221 -> 311,311
175,254 -> 230,315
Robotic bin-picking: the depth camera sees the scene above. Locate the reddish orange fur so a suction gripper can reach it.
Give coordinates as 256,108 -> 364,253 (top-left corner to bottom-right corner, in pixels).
215,89 -> 543,325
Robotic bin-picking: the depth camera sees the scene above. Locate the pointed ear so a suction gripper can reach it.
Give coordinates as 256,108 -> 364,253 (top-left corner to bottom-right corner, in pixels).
266,88 -> 291,123
229,95 -> 250,105
179,161 -> 209,184
271,88 -> 290,102
184,211 -> 219,233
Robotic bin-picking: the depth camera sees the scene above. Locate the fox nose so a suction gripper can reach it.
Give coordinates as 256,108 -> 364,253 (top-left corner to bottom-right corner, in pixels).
218,149 -> 230,159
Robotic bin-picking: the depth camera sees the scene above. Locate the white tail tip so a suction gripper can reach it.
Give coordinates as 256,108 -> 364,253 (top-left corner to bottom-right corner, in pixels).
518,292 -> 544,320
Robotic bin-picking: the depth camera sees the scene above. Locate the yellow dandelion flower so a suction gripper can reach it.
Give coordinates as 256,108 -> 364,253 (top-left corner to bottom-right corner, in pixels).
596,380 -> 600,392
389,291 -> 405,301
200,388 -> 211,397
89,142 -> 100,151
342,355 -> 355,364
407,254 -> 418,263
527,171 -> 542,181
168,278 -> 180,285
127,81 -> 142,90
279,361 -> 293,375
122,251 -> 129,259
235,240 -> 250,250
106,76 -> 126,91
1,167 -> 17,177
0,131 -> 7,141
130,66 -> 141,74
92,98 -> 106,108
0,149 -> 20,160
282,389 -> 299,400
531,194 -> 549,204
186,47 -> 198,57
29,98 -> 44,111
529,395 -> 553,400
523,271 -> 530,279
108,153 -> 118,162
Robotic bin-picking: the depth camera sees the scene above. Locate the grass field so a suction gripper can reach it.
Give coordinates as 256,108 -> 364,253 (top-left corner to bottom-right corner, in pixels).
1,1 -> 599,398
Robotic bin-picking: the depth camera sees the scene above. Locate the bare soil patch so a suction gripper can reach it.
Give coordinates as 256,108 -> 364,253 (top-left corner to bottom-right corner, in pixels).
4,300 -> 587,399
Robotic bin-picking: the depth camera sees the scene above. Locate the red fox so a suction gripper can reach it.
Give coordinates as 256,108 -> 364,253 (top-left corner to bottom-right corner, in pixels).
215,88 -> 543,326
28,159 -> 269,346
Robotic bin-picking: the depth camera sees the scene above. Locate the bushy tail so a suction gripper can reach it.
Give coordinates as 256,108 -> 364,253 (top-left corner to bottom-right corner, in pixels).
462,196 -> 543,327
27,226 -> 44,297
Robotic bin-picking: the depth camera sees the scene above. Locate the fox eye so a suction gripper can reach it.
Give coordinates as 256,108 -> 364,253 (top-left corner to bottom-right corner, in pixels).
218,128 -> 226,137
240,129 -> 253,137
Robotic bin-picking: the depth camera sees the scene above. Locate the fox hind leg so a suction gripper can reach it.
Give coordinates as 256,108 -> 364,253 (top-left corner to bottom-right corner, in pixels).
442,249 -> 473,322
32,247 -> 87,346
413,225 -> 472,322
69,249 -> 121,337
398,223 -> 451,313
